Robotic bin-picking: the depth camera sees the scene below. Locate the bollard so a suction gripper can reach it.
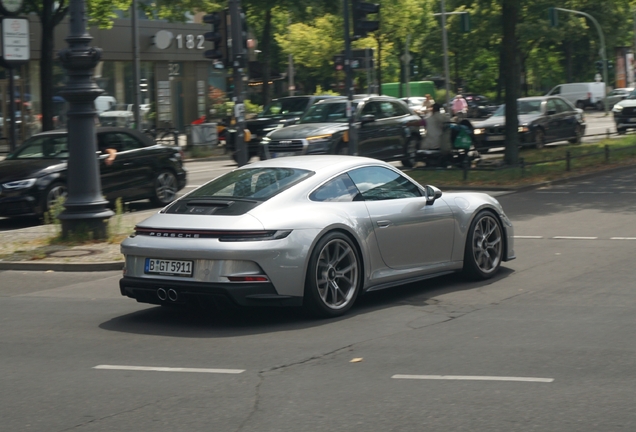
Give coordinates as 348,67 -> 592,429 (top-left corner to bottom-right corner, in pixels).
462,159 -> 469,181
607,128 -> 610,139
605,144 -> 610,162
520,157 -> 525,177
566,150 -> 571,171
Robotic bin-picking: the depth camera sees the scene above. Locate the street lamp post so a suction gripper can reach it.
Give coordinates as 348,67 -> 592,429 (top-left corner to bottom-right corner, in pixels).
57,0 -> 113,239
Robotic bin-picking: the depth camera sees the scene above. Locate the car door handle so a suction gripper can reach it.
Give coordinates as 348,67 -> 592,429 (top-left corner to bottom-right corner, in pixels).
377,220 -> 392,228
123,162 -> 133,166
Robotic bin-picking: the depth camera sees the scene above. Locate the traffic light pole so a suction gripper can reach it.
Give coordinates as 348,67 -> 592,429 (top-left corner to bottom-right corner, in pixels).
229,0 -> 248,165
131,0 -> 141,131
344,0 -> 357,155
553,7 -> 608,115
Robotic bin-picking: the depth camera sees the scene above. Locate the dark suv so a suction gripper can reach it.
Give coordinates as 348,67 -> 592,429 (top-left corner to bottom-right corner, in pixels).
260,96 -> 423,167
228,95 -> 339,162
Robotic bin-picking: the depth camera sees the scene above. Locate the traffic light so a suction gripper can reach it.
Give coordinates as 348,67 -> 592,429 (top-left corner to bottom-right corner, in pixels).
595,60 -> 603,73
606,60 -> 614,71
203,11 -> 226,63
334,55 -> 344,71
548,7 -> 558,27
352,0 -> 380,40
460,12 -> 470,33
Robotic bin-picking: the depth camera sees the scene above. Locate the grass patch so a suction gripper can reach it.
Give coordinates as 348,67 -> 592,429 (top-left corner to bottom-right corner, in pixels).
407,136 -> 636,188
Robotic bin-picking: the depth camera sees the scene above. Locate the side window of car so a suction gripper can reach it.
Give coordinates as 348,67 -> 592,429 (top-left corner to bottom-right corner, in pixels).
378,102 -> 398,119
98,133 -> 123,153
347,166 -> 422,201
554,98 -> 571,113
309,174 -> 360,202
551,86 -> 561,95
546,99 -> 557,114
392,101 -> 409,116
361,101 -> 377,117
117,133 -> 145,151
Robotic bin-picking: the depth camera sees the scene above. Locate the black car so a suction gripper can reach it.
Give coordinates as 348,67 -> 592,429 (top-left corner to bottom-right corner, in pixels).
463,93 -> 499,118
612,88 -> 636,133
260,96 -> 423,167
0,127 -> 187,218
227,95 -> 340,162
472,96 -> 586,149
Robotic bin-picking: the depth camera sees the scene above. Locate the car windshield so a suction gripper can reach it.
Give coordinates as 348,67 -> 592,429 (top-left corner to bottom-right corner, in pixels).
186,168 -> 314,201
492,100 -> 543,116
626,89 -> 636,100
7,135 -> 69,160
259,98 -> 309,117
299,102 -> 357,124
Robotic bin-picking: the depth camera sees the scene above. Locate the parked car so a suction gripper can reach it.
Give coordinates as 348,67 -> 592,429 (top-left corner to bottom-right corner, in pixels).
119,156 -> 515,317
472,96 -> 586,149
230,95 -> 340,162
604,87 -> 633,110
545,82 -> 605,110
612,88 -> 636,134
463,93 -> 499,118
261,95 -> 423,167
0,127 -> 186,218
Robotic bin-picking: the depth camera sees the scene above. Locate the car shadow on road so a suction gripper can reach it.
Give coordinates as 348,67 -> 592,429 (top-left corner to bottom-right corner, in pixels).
98,267 -> 515,338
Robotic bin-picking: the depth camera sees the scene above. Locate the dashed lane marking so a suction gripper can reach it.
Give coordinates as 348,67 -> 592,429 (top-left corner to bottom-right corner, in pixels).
514,236 -> 544,239
392,374 -> 554,383
514,236 -> 636,240
610,237 -> 636,240
93,365 -> 245,374
552,236 -> 598,240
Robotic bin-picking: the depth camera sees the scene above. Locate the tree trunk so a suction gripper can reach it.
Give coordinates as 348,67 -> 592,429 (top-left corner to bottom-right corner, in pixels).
40,1 -> 55,131
502,0 -> 520,165
261,8 -> 272,106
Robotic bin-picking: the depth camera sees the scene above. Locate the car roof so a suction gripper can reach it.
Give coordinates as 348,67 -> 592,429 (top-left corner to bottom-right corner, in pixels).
314,95 -> 402,104
239,155 -> 386,173
29,127 -> 157,145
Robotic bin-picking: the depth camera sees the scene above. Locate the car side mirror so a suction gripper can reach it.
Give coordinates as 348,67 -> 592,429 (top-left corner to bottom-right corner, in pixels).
360,114 -> 375,124
425,185 -> 442,205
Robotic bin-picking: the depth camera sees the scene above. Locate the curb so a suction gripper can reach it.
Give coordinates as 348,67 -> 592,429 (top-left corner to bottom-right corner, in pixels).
0,260 -> 124,272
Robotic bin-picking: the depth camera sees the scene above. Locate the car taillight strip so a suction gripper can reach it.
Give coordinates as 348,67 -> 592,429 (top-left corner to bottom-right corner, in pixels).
134,227 -> 291,241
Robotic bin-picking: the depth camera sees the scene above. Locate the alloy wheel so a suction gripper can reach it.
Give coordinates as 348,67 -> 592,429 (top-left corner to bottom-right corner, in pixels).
470,214 -> 503,275
315,238 -> 359,310
154,171 -> 177,204
46,184 -> 67,212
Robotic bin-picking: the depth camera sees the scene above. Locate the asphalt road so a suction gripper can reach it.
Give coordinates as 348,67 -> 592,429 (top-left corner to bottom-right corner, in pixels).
1,166 -> 635,431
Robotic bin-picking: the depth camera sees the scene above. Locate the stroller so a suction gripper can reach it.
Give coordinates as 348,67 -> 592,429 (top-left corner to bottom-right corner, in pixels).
417,120 -> 480,168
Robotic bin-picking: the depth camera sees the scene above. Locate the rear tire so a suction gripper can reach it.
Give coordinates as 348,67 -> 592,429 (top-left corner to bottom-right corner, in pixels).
304,232 -> 361,318
575,101 -> 585,110
617,126 -> 627,135
596,101 -> 604,111
43,182 -> 67,217
401,137 -> 419,168
151,170 -> 178,206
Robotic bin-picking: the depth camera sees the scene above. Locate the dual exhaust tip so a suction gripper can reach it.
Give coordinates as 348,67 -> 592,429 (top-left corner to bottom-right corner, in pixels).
157,288 -> 178,302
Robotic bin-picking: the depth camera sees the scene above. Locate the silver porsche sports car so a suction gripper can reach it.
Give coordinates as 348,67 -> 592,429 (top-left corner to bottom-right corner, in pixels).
120,156 -> 515,317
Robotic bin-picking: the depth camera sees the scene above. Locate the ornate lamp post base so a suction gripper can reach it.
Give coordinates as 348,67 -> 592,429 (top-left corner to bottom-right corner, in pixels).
57,0 -> 113,239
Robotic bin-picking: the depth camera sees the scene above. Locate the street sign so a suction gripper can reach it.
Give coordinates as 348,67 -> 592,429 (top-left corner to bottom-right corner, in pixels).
1,18 -> 29,63
400,53 -> 412,63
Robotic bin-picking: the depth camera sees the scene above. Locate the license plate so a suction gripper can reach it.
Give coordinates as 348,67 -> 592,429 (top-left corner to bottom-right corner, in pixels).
145,258 -> 193,277
486,135 -> 505,141
272,152 -> 295,158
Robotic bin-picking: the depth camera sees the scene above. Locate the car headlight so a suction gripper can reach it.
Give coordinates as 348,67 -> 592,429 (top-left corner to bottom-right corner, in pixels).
518,125 -> 529,133
613,105 -> 624,112
261,136 -> 271,144
2,178 -> 37,190
474,128 -> 485,135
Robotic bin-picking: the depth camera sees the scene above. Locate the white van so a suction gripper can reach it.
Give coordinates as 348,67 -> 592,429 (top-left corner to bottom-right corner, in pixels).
94,95 -> 117,114
546,82 -> 606,110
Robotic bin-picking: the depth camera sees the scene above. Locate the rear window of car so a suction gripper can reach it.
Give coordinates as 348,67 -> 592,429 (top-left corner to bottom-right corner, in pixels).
187,168 -> 314,201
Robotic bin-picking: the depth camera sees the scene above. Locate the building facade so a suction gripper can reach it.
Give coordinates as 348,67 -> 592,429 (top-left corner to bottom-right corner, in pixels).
1,13 -> 226,140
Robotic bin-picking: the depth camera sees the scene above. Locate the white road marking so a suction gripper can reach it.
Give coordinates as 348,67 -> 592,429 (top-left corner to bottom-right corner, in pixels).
392,374 -> 554,383
578,191 -> 605,194
537,191 -> 570,194
514,236 -> 543,239
93,365 -> 245,374
184,185 -> 203,188
552,236 -> 598,240
620,191 -> 636,194
610,237 -> 636,240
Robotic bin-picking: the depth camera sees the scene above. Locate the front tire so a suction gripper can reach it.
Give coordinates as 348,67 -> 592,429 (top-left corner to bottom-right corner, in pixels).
462,211 -> 504,280
151,170 -> 178,206
617,126 -> 627,135
304,232 -> 361,318
534,129 -> 546,149
43,182 -> 67,217
568,124 -> 583,144
401,137 -> 419,168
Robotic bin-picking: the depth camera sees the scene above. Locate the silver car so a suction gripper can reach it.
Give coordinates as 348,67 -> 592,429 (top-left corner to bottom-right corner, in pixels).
120,156 -> 515,317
